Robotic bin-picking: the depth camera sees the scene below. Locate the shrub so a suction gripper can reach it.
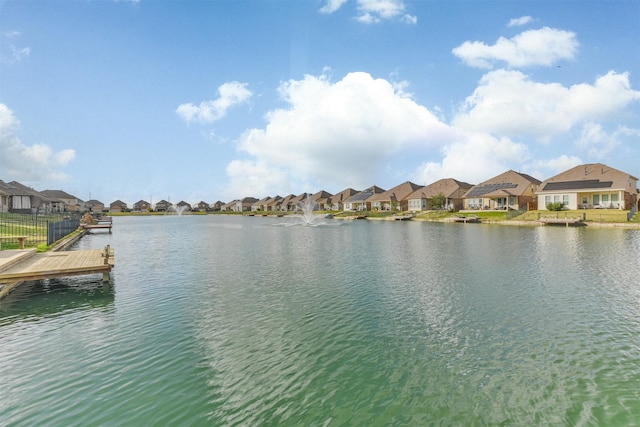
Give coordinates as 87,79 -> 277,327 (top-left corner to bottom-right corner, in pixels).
546,202 -> 564,211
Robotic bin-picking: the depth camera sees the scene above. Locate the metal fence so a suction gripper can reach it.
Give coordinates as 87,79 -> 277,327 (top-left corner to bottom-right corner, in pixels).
0,212 -> 81,249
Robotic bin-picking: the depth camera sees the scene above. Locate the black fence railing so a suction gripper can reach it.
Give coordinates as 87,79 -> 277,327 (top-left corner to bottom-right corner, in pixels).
48,218 -> 81,245
0,212 -> 81,249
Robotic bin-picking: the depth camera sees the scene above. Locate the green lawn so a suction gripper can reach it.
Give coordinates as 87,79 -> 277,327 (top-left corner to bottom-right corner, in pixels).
517,209 -> 630,223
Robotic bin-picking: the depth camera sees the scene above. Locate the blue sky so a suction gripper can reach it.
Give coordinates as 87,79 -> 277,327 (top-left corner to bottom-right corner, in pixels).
1,0 -> 638,205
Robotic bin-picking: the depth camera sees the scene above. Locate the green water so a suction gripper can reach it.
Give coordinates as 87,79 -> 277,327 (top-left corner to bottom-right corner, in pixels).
1,216 -> 639,426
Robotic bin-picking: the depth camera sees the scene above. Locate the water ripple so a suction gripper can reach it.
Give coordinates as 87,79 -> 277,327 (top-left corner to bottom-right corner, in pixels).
1,218 -> 639,426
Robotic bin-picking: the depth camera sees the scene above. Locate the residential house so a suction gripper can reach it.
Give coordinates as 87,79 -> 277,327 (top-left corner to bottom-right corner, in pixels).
290,193 -> 311,211
109,200 -> 128,212
252,196 -> 273,212
407,178 -> 474,212
0,180 -> 47,213
176,201 -> 192,212
463,170 -> 541,211
264,196 -> 283,212
210,201 -> 224,211
330,188 -> 358,211
367,181 -> 423,212
311,190 -> 333,210
85,199 -> 106,213
133,200 -> 151,212
231,197 -> 258,212
277,194 -> 297,212
344,186 -> 386,211
40,189 -> 84,212
154,200 -> 171,212
536,163 -> 638,210
220,200 -> 237,212
194,201 -> 210,212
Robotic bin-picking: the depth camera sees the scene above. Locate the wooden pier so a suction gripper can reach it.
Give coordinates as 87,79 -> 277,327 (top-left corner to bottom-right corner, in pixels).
82,216 -> 113,232
537,217 -> 584,227
451,215 -> 480,223
0,245 -> 114,299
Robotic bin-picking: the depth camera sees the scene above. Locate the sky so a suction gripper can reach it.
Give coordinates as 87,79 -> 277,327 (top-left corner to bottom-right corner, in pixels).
1,0 -> 639,205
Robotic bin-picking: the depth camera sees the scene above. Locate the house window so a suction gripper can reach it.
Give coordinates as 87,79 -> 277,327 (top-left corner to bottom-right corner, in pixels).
553,195 -> 560,203
582,197 -> 588,204
509,196 -> 516,206
545,196 -> 551,205
602,194 -> 609,203
562,195 -> 569,206
593,195 -> 600,205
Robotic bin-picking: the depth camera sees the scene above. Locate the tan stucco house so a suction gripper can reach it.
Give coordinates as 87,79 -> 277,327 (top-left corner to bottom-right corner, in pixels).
536,163 -> 638,210
311,190 -> 333,210
133,200 -> 151,211
330,188 -> 358,211
407,178 -> 474,212
344,186 -> 386,211
85,199 -> 105,213
367,181 -> 423,211
40,189 -> 85,212
463,170 -> 541,211
109,200 -> 128,212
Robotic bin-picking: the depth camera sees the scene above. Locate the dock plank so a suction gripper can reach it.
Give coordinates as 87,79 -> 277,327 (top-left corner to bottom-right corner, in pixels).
0,248 -> 114,283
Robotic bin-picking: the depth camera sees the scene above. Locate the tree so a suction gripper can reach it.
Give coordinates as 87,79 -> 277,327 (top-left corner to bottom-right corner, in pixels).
430,193 -> 447,210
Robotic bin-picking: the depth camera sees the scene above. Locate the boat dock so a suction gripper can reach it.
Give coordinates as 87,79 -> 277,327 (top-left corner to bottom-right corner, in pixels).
0,245 -> 114,299
392,214 -> 413,221
537,217 -> 584,227
451,215 -> 480,223
82,216 -> 113,232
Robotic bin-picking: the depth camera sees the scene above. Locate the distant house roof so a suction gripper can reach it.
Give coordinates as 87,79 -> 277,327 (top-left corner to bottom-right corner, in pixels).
40,189 -> 82,201
543,180 -> 612,191
110,200 -> 127,207
368,181 -> 422,203
464,170 -> 541,199
538,163 -> 638,193
311,190 -> 333,205
347,186 -> 386,203
465,183 -> 518,198
330,188 -> 358,204
0,180 -> 47,199
408,178 -> 474,199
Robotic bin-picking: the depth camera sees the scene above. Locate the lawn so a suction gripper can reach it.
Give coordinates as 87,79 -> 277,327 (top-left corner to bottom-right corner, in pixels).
515,209 -> 631,223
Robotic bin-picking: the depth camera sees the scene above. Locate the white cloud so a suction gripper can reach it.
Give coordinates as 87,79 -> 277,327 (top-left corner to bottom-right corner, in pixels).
225,160 -> 292,199
529,154 -> 582,180
452,27 -> 578,68
55,149 -> 76,165
508,16 -> 533,27
0,104 -> 75,182
1,31 -> 31,64
176,81 -> 252,124
453,70 -> 640,140
575,123 -> 640,159
412,133 -> 529,185
230,72 -> 454,195
319,0 -> 349,14
320,0 -> 415,24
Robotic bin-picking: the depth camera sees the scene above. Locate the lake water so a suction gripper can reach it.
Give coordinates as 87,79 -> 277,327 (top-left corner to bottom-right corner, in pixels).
1,215 -> 639,426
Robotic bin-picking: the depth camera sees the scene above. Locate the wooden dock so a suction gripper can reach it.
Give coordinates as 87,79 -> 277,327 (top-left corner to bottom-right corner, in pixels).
392,214 -> 413,221
451,215 -> 480,223
0,245 -> 114,299
537,217 -> 584,227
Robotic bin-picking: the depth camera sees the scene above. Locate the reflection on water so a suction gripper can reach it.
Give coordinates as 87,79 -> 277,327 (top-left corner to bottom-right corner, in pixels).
0,276 -> 114,326
1,216 -> 639,426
